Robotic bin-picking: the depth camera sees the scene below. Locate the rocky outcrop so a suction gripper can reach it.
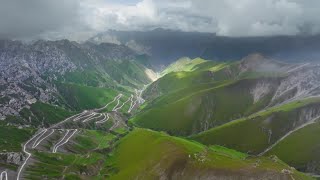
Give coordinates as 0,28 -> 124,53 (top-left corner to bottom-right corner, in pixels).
0,152 -> 25,166
271,65 -> 320,106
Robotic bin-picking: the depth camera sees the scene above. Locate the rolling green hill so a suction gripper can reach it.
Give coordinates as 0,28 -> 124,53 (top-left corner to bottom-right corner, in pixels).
24,128 -> 312,179
143,54 -> 288,101
0,124 -> 35,152
104,128 -> 311,180
132,77 -> 281,135
4,102 -> 74,127
268,122 -> 320,174
191,98 -> 320,154
56,83 -> 120,110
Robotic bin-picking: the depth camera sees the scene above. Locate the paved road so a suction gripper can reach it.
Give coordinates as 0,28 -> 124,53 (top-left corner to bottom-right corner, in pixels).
16,93 -> 133,179
0,171 -> 7,180
96,94 -> 122,111
32,129 -> 55,148
52,111 -> 87,128
31,129 -> 48,148
52,130 -> 71,153
53,129 -> 78,153
95,114 -> 109,124
83,113 -> 102,123
114,96 -> 132,112
112,95 -> 123,111
73,112 -> 95,122
16,129 -> 48,180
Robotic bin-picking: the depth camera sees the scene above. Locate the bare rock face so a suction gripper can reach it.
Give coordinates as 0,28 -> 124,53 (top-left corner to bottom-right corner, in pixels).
0,152 -> 25,165
250,80 -> 274,103
271,65 -> 320,105
0,39 -> 144,122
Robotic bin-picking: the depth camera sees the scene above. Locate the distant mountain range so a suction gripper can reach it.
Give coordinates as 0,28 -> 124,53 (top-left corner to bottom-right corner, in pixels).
90,29 -> 320,66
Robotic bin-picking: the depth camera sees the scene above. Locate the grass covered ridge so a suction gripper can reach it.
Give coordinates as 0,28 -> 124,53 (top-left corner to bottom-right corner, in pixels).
132,78 -> 279,136
268,121 -> 320,173
105,128 -> 311,180
192,98 -> 320,154
0,124 -> 35,152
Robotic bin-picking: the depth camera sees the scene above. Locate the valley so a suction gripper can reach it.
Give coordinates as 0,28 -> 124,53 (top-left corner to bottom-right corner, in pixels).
2,1 -> 320,179
0,41 -> 319,179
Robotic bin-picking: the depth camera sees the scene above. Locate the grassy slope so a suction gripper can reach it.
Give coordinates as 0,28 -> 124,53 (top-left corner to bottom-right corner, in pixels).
106,128 -> 311,180
268,121 -> 320,173
104,60 -> 152,88
22,102 -> 74,126
161,57 -> 232,75
192,98 -> 320,154
25,129 -> 122,180
4,102 -> 73,127
21,128 -> 312,179
132,78 -> 277,136
0,124 -> 35,152
56,83 -> 119,110
144,58 -> 233,100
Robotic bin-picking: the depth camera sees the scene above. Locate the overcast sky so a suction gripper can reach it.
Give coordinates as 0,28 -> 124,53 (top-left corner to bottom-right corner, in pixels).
0,0 -> 319,41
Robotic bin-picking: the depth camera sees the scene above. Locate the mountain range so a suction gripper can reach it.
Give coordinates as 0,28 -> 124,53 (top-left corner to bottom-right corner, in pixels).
0,31 -> 320,179
90,29 -> 320,66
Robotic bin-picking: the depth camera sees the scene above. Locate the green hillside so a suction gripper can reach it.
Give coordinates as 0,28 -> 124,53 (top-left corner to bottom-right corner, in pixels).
0,124 -> 35,152
4,102 -> 73,127
161,57 -> 219,74
105,128 -> 311,180
56,83 -> 120,110
58,60 -> 152,90
191,98 -> 320,154
268,122 -> 320,174
143,55 -> 288,101
132,77 -> 280,136
21,128 -> 312,179
143,58 -> 235,100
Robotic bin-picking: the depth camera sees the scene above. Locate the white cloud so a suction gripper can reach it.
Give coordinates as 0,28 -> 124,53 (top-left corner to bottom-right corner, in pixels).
1,0 -> 320,40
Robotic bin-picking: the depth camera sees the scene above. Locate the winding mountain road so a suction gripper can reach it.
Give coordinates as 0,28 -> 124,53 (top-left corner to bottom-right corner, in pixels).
73,112 -> 95,122
16,92 -> 138,179
96,94 -> 122,111
53,129 -> 78,153
0,171 -> 7,180
31,129 -> 48,148
83,113 -> 102,123
127,95 -> 134,113
114,96 -> 132,112
112,95 -> 123,111
95,114 -> 109,124
16,129 -> 48,180
52,130 -> 71,153
52,111 -> 87,128
32,129 -> 55,148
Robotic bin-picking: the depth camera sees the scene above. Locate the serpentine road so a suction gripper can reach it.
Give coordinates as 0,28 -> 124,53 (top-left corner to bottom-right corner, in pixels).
15,92 -> 139,179
0,171 -> 7,180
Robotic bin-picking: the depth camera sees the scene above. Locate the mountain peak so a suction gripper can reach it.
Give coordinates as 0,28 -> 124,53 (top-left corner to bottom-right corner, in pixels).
239,53 -> 287,73
241,53 -> 267,63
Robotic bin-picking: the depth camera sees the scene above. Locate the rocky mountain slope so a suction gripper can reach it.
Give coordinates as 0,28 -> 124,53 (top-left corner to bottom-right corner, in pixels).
0,39 -> 154,123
